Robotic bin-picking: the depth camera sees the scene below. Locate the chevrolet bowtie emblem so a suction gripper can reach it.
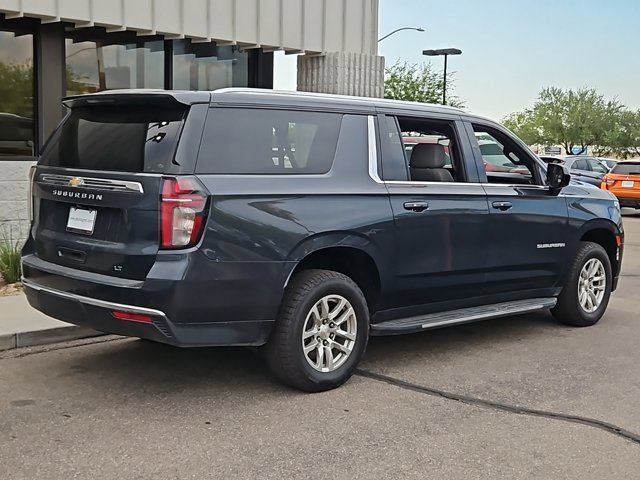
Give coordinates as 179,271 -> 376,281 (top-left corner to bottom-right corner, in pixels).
68,177 -> 84,187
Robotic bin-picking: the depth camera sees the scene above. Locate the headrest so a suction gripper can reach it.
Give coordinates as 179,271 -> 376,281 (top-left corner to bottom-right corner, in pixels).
410,143 -> 448,169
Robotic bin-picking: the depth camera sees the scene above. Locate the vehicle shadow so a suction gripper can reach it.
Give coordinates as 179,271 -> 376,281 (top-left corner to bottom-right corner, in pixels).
52,311 -> 559,398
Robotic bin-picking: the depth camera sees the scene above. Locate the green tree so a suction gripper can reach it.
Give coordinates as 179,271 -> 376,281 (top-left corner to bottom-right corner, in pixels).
384,61 -> 463,107
504,87 -> 623,155
597,109 -> 640,158
0,61 -> 33,118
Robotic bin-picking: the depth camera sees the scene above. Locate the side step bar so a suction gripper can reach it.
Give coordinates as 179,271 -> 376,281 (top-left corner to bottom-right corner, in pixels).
371,298 -> 557,335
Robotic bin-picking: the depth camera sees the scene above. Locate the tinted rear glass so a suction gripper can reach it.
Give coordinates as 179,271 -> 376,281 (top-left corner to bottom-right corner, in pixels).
40,105 -> 186,172
197,108 -> 342,174
612,163 -> 640,175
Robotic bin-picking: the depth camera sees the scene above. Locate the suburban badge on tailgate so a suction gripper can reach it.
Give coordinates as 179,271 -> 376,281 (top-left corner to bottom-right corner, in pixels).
52,190 -> 103,200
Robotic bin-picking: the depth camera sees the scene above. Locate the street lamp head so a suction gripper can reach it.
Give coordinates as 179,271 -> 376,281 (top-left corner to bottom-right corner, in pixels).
378,27 -> 426,43
422,48 -> 462,56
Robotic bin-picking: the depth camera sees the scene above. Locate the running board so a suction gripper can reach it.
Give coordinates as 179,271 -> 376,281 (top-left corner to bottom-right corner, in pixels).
371,298 -> 557,335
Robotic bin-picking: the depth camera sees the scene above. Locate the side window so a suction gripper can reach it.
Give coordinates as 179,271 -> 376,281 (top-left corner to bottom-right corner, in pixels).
379,115 -> 410,181
572,159 -> 589,171
588,159 -> 608,173
196,108 -> 342,174
472,124 -> 540,185
396,117 -> 465,182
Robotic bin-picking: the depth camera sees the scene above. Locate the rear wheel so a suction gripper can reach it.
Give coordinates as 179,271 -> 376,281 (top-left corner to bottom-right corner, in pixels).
266,269 -> 369,392
552,241 -> 612,327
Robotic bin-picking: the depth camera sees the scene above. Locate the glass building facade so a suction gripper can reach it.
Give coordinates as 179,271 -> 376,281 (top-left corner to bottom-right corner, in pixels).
0,15 -> 272,161
0,28 -> 34,157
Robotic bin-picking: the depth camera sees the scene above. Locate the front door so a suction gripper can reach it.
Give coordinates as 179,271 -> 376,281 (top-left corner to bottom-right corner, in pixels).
469,122 -> 570,295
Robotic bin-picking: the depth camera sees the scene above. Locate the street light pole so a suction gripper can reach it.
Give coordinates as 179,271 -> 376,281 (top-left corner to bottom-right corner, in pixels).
378,27 -> 425,43
422,48 -> 462,105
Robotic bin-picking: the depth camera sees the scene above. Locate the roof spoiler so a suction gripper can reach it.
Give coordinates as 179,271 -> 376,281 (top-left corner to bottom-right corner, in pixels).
62,90 -> 211,109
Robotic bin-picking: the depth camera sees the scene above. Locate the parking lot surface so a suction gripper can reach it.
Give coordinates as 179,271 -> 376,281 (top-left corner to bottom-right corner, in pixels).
2,211 -> 639,479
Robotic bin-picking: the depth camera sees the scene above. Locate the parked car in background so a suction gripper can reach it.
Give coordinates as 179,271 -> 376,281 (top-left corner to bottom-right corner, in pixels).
539,155 -> 609,186
598,158 -> 619,170
479,140 -> 530,175
601,161 -> 640,208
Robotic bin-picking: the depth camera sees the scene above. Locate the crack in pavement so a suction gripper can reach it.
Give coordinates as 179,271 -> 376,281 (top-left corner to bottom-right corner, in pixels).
356,369 -> 640,447
6,338 -> 640,447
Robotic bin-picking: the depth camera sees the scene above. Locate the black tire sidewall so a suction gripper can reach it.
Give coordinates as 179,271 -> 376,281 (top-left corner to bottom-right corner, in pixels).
285,274 -> 369,390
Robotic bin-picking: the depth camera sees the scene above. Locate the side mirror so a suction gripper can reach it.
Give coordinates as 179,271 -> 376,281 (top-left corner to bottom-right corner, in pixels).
546,163 -> 571,192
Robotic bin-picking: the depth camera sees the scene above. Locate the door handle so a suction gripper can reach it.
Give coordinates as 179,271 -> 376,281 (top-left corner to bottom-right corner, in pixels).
403,201 -> 429,212
492,201 -> 512,211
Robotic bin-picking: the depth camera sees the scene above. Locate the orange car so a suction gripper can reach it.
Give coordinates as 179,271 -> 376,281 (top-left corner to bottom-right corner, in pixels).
601,161 -> 640,208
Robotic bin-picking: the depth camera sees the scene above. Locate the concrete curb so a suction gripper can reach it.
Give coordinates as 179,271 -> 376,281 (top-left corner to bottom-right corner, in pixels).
0,326 -> 105,351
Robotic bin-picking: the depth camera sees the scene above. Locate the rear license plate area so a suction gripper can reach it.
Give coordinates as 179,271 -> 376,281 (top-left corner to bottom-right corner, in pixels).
66,206 -> 97,235
621,180 -> 634,188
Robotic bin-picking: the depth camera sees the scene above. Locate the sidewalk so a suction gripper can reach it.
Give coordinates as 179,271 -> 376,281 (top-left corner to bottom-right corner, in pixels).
0,293 -> 102,351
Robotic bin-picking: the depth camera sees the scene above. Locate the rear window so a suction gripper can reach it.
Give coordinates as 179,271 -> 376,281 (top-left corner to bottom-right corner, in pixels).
40,105 -> 186,172
196,108 -> 342,174
612,163 -> 640,175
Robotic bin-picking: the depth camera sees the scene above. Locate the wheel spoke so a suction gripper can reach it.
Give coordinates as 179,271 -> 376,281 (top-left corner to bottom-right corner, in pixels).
325,346 -> 334,370
302,328 -> 317,340
334,307 -> 354,326
310,305 -> 322,325
304,339 -> 319,354
315,344 -> 325,369
328,298 -> 347,320
588,290 -> 598,307
320,297 -> 330,319
332,341 -> 352,355
334,328 -> 356,341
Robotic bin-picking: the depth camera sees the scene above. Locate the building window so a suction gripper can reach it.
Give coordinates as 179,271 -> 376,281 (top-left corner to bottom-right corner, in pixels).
0,30 -> 34,156
66,35 -> 164,96
173,40 -> 248,90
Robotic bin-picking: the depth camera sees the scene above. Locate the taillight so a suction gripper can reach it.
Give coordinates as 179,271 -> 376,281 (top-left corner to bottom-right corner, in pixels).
602,176 -> 615,188
160,177 -> 208,249
27,165 -> 36,222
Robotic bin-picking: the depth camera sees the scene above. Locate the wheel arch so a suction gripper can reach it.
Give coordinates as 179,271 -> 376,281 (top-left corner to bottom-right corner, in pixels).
284,233 -> 386,312
578,219 -> 622,278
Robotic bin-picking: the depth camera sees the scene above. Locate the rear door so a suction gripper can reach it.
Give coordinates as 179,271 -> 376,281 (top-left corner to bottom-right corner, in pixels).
377,113 -> 491,310
468,121 -> 570,295
31,94 -> 205,280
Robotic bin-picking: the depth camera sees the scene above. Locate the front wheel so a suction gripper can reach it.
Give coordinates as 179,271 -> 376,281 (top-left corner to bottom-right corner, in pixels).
266,269 -> 369,392
552,241 -> 612,327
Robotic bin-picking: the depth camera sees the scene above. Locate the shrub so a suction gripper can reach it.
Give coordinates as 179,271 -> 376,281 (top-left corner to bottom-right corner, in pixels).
0,231 -> 21,284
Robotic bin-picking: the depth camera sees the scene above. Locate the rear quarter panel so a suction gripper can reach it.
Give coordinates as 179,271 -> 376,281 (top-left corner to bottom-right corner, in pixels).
195,114 -> 395,320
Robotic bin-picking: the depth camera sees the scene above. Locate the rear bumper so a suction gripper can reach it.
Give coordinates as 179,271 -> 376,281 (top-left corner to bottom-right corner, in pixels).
22,278 -> 273,347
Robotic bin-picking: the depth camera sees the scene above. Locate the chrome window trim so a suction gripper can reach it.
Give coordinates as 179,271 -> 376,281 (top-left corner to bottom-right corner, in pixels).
39,174 -> 144,193
367,115 -> 384,184
22,278 -> 167,318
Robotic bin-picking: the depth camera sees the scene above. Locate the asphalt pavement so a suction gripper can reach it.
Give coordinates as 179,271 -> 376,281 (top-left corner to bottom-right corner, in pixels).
1,210 -> 640,479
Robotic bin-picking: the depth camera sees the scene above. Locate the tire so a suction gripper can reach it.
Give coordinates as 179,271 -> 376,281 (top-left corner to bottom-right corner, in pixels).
552,241 -> 612,327
265,269 -> 369,392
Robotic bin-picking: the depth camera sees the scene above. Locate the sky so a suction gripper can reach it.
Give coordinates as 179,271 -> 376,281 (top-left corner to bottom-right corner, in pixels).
274,0 -> 640,121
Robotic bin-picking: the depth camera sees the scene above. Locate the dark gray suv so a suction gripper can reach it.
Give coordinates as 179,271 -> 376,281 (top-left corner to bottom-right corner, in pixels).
22,89 -> 624,391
